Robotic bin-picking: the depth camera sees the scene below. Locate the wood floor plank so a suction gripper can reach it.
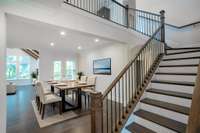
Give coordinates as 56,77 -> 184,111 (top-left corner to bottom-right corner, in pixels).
7,86 -> 91,133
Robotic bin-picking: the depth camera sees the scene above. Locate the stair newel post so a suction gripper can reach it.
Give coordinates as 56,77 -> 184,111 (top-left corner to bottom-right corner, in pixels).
126,5 -> 129,28
160,10 -> 166,54
91,92 -> 103,133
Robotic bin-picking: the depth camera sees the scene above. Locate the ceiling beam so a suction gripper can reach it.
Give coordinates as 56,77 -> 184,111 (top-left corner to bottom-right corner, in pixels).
21,49 -> 39,60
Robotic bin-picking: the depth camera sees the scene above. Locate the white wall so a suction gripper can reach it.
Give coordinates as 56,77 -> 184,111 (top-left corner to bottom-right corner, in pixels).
0,10 -> 6,133
136,0 -> 200,26
165,24 -> 200,47
135,0 -> 200,47
6,48 -> 38,86
39,49 -> 78,81
78,44 -> 129,92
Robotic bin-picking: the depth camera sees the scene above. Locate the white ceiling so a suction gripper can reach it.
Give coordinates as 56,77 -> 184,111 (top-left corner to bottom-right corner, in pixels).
7,14 -> 118,53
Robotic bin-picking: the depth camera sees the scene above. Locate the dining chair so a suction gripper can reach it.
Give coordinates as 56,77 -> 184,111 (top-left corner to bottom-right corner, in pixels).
83,76 -> 96,92
67,76 -> 87,102
80,76 -> 87,83
36,82 -> 62,119
81,76 -> 96,109
34,81 -> 40,110
34,81 -> 52,110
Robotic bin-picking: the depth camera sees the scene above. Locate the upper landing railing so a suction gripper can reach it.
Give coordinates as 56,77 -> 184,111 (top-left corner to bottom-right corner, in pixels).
64,0 -> 163,37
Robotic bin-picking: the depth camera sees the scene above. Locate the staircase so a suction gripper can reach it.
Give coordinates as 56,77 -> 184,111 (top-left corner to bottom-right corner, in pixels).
124,47 -> 200,133
63,1 -> 200,132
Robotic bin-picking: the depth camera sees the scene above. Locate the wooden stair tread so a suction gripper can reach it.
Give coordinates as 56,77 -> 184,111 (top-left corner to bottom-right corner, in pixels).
166,49 -> 200,55
134,110 -> 187,133
126,123 -> 156,133
155,72 -> 197,76
159,64 -> 199,67
151,80 -> 195,86
141,98 -> 190,115
166,47 -> 200,50
147,88 -> 192,99
163,56 -> 200,61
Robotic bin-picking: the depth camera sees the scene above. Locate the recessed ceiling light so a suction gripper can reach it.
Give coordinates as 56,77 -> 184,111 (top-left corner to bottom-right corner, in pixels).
77,46 -> 82,50
60,31 -> 66,36
50,42 -> 55,46
94,38 -> 99,43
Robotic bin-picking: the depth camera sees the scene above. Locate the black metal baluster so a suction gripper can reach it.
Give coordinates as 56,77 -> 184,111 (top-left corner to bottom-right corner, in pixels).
125,72 -> 128,113
118,80 -> 122,125
145,12 -> 147,36
128,68 -> 131,108
122,76 -> 125,119
134,61 -> 137,98
143,48 -> 146,81
131,64 -> 134,103
139,54 -> 142,92
138,11 -> 140,32
114,86 -> 117,131
142,49 -> 145,83
111,90 -> 113,132
106,97 -> 109,133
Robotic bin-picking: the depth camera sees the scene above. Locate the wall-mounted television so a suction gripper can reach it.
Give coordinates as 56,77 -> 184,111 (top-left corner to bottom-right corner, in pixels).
93,58 -> 111,75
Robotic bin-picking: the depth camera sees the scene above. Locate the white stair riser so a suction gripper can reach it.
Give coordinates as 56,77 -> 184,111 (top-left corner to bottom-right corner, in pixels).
160,59 -> 199,65
145,92 -> 191,107
133,115 -> 177,133
150,83 -> 194,94
158,67 -> 198,73
140,103 -> 188,124
153,75 -> 196,82
164,52 -> 200,59
167,49 -> 200,53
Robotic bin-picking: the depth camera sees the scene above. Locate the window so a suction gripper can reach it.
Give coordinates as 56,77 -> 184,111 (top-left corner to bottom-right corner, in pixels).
19,56 -> 30,79
6,56 -> 17,80
53,61 -> 62,80
65,61 -> 76,80
6,56 -> 31,80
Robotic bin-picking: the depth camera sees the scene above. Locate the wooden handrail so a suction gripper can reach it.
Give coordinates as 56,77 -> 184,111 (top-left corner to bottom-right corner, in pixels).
102,26 -> 162,98
166,21 -> 200,29
138,15 -> 200,29
112,0 -> 127,9
129,8 -> 161,17
91,9 -> 166,133
187,61 -> 200,133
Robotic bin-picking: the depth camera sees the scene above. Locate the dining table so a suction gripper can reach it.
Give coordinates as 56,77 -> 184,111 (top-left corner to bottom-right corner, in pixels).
47,80 -> 95,112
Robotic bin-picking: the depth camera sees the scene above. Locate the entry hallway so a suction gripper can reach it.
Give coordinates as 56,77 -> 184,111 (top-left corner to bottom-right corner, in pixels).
7,86 -> 91,133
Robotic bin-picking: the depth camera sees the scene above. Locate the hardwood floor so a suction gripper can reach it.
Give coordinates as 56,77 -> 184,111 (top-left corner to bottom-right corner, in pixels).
7,85 -> 91,133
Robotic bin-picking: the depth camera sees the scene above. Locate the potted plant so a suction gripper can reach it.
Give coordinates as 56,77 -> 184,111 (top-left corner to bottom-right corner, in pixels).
77,72 -> 84,80
31,71 -> 38,86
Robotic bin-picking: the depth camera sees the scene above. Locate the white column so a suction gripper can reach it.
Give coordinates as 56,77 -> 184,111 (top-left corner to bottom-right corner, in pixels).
123,0 -> 136,27
0,10 -> 7,133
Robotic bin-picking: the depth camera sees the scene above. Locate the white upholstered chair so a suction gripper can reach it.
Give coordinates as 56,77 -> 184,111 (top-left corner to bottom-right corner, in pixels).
82,76 -> 96,93
36,82 -> 62,119
34,81 -> 52,110
81,76 -> 96,109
